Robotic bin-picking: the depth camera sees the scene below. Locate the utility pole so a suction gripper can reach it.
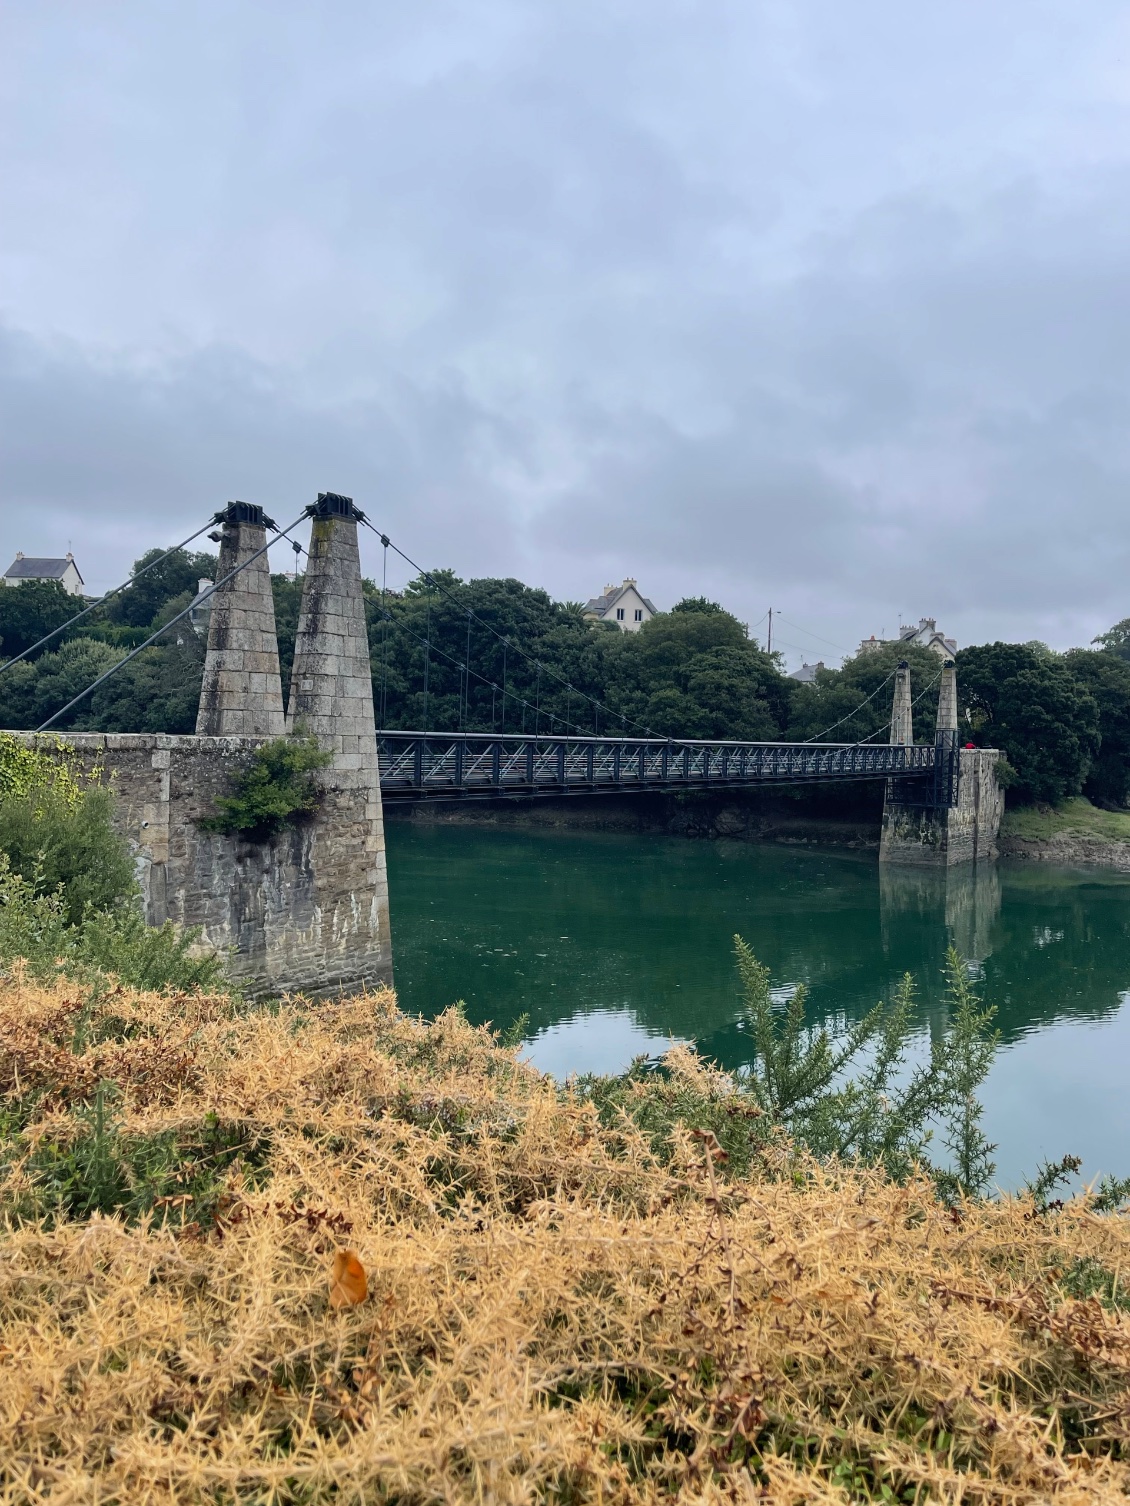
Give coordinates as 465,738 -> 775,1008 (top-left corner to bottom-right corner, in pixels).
767,607 -> 773,655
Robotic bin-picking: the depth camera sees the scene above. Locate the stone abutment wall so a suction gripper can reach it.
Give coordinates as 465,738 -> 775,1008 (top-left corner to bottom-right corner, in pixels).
10,498 -> 392,995
13,731 -> 391,995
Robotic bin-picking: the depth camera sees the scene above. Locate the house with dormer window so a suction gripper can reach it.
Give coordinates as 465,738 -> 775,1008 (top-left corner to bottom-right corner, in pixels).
583,578 -> 657,633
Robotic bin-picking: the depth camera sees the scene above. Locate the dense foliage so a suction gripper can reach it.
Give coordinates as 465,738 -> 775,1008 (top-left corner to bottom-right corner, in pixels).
8,539 -> 1130,809
0,733 -> 225,992
957,642 -> 1102,805
200,734 -> 333,839
1063,648 -> 1130,807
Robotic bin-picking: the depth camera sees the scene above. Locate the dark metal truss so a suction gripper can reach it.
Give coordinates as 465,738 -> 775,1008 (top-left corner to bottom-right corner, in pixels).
377,731 -> 950,804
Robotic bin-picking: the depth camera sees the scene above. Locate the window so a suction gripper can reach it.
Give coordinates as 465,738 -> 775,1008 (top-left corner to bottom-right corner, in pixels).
616,607 -> 625,620
634,608 -> 643,621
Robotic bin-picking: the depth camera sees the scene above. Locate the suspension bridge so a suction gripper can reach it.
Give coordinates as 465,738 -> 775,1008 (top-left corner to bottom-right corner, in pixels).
4,494 -> 1001,993
375,730 -> 951,801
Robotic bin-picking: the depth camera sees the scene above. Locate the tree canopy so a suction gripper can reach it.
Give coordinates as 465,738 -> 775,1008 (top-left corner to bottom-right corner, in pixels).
7,538 -> 1130,817
957,642 -> 1100,805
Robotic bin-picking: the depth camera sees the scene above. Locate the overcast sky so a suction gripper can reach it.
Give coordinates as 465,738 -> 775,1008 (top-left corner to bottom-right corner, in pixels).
3,2 -> 1129,667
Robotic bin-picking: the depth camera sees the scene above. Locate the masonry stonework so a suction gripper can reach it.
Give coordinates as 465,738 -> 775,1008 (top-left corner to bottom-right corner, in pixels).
196,507 -> 286,738
12,495 -> 393,995
879,660 -> 1003,867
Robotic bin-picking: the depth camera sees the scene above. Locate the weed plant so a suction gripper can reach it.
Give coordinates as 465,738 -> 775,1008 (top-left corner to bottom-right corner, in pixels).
0,732 -> 135,920
199,733 -> 333,839
0,730 -> 226,993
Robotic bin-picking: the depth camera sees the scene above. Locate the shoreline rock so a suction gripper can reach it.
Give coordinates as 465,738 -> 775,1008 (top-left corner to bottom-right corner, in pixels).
998,832 -> 1130,869
385,793 -> 882,849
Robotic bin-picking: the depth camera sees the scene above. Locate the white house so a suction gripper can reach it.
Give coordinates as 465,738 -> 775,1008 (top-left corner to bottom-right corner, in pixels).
2,551 -> 85,596
858,617 -> 957,659
583,578 -> 657,633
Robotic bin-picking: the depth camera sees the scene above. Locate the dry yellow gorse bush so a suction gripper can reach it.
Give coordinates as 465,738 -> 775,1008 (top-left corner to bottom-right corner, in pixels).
0,971 -> 1128,1504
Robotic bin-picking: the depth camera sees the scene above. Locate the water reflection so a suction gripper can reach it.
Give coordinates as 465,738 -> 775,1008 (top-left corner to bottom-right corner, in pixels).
387,825 -> 1130,1047
386,823 -> 1130,1186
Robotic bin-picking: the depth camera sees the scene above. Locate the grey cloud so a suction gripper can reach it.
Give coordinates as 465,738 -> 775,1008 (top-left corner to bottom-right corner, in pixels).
2,0 -> 1130,657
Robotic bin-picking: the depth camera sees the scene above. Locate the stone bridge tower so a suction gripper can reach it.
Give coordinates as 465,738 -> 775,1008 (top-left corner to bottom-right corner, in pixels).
196,502 -> 286,737
21,493 -> 394,996
283,492 -> 392,990
880,659 -> 1003,866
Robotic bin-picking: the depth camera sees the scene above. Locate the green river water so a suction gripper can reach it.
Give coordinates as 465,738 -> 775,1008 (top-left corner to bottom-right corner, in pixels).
385,823 -> 1130,1189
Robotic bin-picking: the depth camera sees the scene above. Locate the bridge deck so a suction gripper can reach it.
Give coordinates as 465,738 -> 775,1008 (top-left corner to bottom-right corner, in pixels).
376,731 -> 941,801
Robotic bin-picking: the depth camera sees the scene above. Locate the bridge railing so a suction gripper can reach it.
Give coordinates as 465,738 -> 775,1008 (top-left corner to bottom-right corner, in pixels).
376,731 -> 937,801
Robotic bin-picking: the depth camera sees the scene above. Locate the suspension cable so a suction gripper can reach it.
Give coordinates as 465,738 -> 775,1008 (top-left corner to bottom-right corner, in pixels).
809,665 -> 945,747
386,615 -> 596,736
358,518 -> 659,739
378,537 -> 390,729
35,510 -> 311,732
801,669 -> 897,744
0,517 -> 219,679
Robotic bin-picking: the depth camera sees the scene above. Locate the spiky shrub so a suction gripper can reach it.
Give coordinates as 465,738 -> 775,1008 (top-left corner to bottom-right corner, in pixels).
0,973 -> 1126,1502
582,937 -> 1001,1197
199,733 -> 333,839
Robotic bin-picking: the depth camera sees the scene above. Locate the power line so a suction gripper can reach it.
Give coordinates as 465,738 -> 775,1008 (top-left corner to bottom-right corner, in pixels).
0,518 -> 218,679
35,510 -> 311,732
773,613 -> 853,656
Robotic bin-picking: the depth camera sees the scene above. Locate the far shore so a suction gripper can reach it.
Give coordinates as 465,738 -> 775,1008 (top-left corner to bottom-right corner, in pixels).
387,790 -> 1130,869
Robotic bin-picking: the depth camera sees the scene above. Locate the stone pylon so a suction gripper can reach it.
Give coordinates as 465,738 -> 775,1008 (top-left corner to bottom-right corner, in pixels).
196,502 -> 286,737
285,492 -> 392,989
889,660 -> 913,745
936,658 -> 959,742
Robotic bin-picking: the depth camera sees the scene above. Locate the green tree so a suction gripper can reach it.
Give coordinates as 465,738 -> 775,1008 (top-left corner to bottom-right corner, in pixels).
785,641 -> 943,744
0,579 -> 79,661
15,638 -> 126,731
671,596 -> 724,615
1064,648 -> 1130,808
88,633 -> 206,734
957,642 -> 1100,804
1092,618 -> 1130,663
111,547 -> 217,629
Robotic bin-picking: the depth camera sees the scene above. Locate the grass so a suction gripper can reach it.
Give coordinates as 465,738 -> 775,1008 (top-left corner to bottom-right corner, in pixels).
1001,794 -> 1130,843
0,970 -> 1127,1501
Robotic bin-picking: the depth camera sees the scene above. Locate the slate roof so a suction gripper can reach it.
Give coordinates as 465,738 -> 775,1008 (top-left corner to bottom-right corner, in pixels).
3,556 -> 84,585
584,583 -> 658,615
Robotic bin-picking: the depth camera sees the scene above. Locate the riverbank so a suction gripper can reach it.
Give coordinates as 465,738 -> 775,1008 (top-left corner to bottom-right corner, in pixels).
998,795 -> 1130,869
2,970 -> 1128,1501
386,787 -> 884,848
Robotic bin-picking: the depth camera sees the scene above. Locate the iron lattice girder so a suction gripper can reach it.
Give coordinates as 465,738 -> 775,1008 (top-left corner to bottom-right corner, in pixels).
376,732 -> 943,802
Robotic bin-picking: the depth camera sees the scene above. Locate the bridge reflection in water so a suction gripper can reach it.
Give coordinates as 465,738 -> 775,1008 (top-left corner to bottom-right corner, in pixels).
377,731 -> 942,802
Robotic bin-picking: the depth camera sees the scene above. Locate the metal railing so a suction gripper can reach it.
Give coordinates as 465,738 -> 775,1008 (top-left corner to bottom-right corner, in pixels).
376,731 -> 943,802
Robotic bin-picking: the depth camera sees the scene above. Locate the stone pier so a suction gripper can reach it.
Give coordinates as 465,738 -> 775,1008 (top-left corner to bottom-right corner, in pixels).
196,502 -> 286,738
284,491 -> 392,990
880,659 -> 1003,867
